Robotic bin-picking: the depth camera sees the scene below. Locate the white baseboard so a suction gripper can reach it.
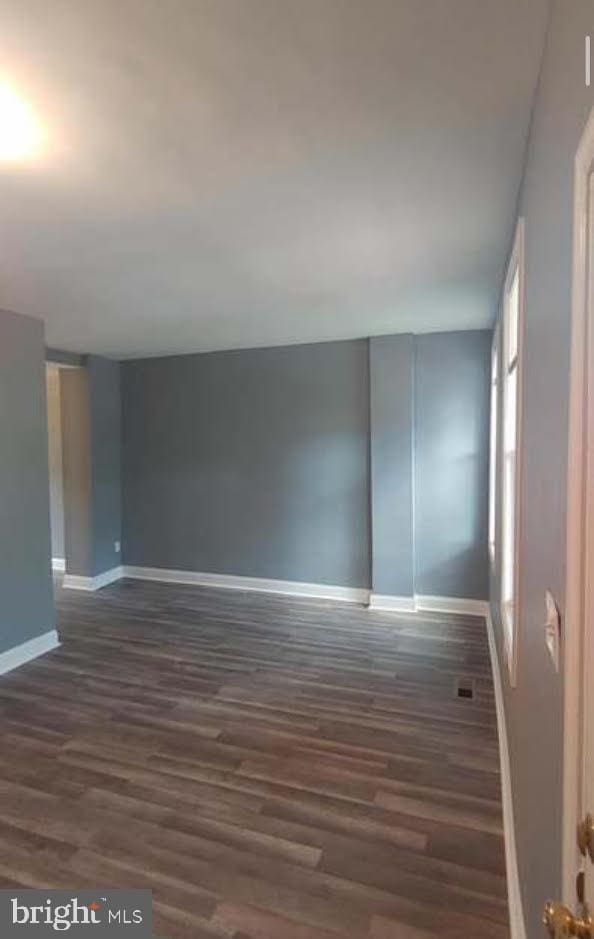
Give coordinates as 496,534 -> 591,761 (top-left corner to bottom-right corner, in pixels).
0,629 -> 60,677
121,565 -> 369,604
62,566 -> 124,592
62,574 -> 92,591
485,606 -> 526,939
120,565 -> 370,604
60,564 -> 488,620
51,557 -> 65,573
368,593 -> 488,617
414,594 -> 489,617
368,593 -> 416,613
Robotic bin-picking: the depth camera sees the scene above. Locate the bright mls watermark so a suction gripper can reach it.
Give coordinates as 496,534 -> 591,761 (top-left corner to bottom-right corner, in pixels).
587,35 -> 591,87
0,890 -> 152,936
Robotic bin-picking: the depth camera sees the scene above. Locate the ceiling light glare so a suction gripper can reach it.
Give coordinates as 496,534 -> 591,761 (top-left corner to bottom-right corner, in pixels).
0,83 -> 43,161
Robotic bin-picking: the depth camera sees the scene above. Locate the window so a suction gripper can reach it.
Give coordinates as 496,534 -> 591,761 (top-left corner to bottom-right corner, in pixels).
501,220 -> 524,684
488,328 -> 499,563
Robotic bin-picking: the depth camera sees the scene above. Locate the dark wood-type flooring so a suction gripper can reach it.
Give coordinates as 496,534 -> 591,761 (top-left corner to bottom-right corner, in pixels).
0,578 -> 509,938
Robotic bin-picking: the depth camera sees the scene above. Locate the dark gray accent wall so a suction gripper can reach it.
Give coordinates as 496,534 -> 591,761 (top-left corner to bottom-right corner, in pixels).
60,357 -> 122,578
490,3 -> 592,934
415,331 -> 491,600
122,340 -> 371,588
369,334 -> 414,597
0,308 -> 54,654
122,334 -> 491,597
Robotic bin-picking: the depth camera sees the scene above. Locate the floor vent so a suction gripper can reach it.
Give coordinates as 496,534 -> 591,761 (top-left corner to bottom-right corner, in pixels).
455,678 -> 475,700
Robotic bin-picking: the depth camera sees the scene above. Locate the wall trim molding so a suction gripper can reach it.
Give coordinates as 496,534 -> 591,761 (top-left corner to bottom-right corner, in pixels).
0,630 -> 60,677
61,566 -> 490,616
485,606 -> 526,939
561,102 -> 594,904
51,557 -> 66,573
63,566 -> 124,592
368,593 -> 416,613
414,595 -> 489,617
368,594 -> 488,616
122,565 -> 370,604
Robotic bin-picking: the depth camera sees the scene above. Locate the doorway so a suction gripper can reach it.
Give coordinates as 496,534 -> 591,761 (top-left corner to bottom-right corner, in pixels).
45,359 -> 87,584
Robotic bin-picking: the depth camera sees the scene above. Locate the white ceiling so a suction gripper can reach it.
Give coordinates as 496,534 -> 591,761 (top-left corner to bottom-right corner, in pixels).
0,0 -> 549,359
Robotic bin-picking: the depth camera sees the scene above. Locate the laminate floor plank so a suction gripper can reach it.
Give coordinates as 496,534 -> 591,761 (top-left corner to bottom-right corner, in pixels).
0,578 -> 509,938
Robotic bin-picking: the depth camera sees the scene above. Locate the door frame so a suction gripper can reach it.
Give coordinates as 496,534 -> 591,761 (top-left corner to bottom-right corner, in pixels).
563,104 -> 594,904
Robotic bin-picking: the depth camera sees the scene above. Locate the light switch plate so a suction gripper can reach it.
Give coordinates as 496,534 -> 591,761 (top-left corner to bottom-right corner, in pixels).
544,589 -> 560,672
114,540 -> 121,554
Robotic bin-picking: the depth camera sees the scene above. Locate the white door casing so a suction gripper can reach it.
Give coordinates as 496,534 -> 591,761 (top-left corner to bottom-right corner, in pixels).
584,171 -> 594,909
563,104 -> 594,908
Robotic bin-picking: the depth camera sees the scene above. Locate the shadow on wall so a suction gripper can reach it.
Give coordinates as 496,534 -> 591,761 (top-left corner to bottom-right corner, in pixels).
414,330 -> 491,601
415,441 -> 489,600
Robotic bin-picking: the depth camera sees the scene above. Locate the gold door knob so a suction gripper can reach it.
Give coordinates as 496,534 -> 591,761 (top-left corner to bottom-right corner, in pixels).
544,901 -> 593,938
578,814 -> 594,862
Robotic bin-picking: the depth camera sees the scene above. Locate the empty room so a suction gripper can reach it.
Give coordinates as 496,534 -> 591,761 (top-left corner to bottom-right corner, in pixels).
1,1 -> 593,937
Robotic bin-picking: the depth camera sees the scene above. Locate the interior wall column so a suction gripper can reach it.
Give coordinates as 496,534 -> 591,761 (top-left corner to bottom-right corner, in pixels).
368,333 -> 415,606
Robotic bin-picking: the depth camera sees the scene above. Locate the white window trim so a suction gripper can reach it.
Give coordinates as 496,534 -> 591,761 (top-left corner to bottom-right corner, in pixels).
488,325 -> 499,567
500,218 -> 525,687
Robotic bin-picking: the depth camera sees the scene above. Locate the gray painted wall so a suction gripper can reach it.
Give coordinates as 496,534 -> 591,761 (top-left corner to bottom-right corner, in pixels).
61,357 -> 122,578
122,340 -> 371,588
46,367 -> 65,560
415,331 -> 491,600
0,308 -> 54,654
122,333 -> 490,598
369,334 -> 414,597
490,2 -> 593,934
